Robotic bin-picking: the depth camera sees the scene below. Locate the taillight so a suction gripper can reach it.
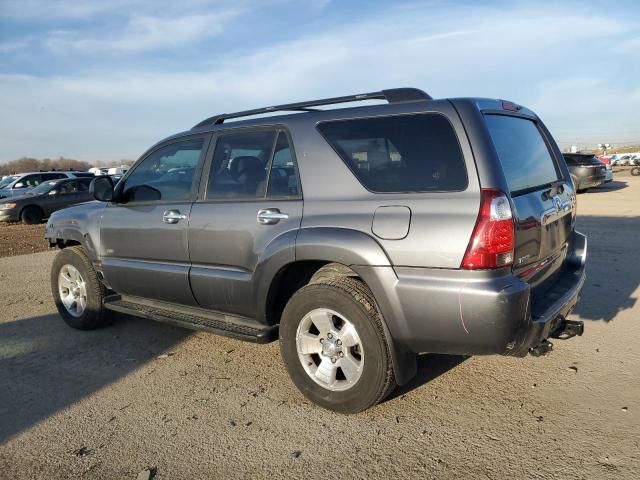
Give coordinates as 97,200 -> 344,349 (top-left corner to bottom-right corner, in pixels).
461,189 -> 515,269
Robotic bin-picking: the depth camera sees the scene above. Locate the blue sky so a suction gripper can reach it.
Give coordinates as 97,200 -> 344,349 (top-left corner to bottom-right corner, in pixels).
1,0 -> 639,163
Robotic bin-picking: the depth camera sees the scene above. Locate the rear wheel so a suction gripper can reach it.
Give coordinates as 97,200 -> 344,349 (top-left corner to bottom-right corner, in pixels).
21,205 -> 43,224
279,276 -> 395,413
51,246 -> 111,330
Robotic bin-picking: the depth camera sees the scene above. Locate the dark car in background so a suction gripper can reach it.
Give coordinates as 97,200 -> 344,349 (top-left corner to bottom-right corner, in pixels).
0,177 -> 94,224
563,153 -> 607,192
0,171 -> 95,199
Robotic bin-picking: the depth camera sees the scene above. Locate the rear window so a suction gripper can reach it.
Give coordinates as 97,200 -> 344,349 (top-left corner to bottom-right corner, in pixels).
485,115 -> 559,193
317,113 -> 467,193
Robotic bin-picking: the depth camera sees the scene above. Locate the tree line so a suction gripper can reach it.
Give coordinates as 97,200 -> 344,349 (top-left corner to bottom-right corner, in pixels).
0,157 -> 134,176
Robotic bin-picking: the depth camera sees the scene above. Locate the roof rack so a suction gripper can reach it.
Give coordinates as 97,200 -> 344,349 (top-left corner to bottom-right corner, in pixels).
192,87 -> 432,129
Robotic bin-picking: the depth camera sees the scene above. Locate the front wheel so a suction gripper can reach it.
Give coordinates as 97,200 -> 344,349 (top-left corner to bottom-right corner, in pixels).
632,166 -> 640,176
21,205 -> 43,224
279,276 -> 395,413
51,246 -> 111,330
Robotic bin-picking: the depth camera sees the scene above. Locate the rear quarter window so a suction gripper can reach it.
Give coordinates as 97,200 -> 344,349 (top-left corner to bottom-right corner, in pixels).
484,115 -> 560,194
317,113 -> 468,193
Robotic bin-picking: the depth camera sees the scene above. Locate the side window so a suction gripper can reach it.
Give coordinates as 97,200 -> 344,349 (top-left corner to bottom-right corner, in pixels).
318,114 -> 468,193
58,181 -> 78,194
267,132 -> 299,197
77,179 -> 92,191
207,131 -> 276,199
122,138 -> 204,203
18,174 -> 42,188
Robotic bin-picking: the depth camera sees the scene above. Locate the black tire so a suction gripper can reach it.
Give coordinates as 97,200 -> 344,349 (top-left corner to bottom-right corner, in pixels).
280,276 -> 396,413
51,246 -> 111,330
21,205 -> 43,224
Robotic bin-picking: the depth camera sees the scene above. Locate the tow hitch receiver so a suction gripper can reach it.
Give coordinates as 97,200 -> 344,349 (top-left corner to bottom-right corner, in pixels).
551,318 -> 584,340
530,340 -> 553,357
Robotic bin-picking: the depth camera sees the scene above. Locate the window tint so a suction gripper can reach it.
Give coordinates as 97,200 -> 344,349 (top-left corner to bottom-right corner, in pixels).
123,138 -> 204,202
77,179 -> 92,191
58,181 -> 78,194
484,115 -> 559,193
207,131 -> 276,199
45,173 -> 68,180
72,172 -> 96,178
267,132 -> 299,197
317,114 -> 467,193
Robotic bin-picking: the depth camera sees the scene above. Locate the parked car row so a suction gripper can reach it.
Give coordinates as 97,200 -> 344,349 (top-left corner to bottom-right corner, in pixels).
603,153 -> 640,166
0,170 -> 123,224
0,171 -> 94,199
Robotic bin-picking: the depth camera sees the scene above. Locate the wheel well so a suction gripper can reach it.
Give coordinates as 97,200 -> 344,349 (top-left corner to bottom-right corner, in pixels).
53,238 -> 81,249
20,204 -> 44,218
265,261 -> 361,325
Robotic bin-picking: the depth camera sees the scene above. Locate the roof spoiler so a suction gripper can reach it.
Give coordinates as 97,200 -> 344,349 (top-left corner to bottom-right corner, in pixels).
192,87 -> 432,129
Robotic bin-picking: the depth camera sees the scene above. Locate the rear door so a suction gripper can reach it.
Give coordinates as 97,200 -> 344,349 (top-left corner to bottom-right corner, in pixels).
100,136 -> 209,305
484,114 -> 574,288
188,129 -> 303,319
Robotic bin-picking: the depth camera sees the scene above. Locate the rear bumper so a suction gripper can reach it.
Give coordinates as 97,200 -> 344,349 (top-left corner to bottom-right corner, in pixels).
578,174 -> 607,189
355,231 -> 587,358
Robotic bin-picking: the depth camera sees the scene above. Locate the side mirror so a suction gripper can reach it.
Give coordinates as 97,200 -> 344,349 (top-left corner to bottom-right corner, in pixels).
90,176 -> 114,202
48,190 -> 58,196
14,182 -> 24,188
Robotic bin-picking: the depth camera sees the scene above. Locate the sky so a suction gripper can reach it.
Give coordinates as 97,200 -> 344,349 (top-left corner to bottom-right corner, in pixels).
0,0 -> 639,163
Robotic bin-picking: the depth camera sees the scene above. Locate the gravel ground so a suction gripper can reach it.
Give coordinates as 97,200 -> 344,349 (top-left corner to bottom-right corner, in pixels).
0,177 -> 638,479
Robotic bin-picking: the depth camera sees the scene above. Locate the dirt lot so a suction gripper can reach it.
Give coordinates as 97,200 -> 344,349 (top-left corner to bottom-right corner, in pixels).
0,222 -> 48,258
0,177 -> 639,479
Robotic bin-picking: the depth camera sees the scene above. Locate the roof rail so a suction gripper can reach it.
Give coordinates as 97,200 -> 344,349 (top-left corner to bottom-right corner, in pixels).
192,87 -> 432,129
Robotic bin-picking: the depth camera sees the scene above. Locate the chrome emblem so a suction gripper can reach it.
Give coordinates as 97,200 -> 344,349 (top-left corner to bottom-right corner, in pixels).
553,196 -> 562,210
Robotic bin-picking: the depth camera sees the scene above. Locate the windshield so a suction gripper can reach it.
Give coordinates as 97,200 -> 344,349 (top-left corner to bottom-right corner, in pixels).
28,180 -> 61,195
0,175 -> 19,189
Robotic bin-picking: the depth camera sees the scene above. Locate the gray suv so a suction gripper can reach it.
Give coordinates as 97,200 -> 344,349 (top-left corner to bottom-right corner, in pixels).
46,88 -> 587,413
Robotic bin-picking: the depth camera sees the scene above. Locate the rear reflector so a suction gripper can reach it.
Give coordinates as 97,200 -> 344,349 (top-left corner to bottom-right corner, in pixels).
461,189 -> 515,269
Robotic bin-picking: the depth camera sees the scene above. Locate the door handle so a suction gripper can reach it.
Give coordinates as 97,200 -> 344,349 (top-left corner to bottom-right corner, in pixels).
257,208 -> 289,225
163,210 -> 187,224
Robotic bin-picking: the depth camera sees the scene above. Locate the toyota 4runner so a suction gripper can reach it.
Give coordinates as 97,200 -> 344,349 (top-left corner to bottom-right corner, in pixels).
46,88 -> 587,413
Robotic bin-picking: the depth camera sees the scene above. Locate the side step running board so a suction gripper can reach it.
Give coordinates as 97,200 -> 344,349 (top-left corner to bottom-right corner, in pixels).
104,295 -> 278,343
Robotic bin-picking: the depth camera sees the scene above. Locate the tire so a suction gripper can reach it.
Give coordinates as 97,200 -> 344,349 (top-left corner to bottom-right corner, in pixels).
632,166 -> 640,176
51,246 -> 111,330
279,276 -> 396,413
21,205 -> 43,224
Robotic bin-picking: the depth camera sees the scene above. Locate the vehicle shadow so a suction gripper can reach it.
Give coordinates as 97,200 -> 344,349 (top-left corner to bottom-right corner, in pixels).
572,214 -> 639,322
384,353 -> 468,402
587,180 -> 627,193
0,313 -> 190,444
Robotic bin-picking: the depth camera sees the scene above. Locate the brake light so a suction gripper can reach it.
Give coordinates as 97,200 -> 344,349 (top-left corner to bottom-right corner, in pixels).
501,100 -> 520,112
461,189 -> 515,269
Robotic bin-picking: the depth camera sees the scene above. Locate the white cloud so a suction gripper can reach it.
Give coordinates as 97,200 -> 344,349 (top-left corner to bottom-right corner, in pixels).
0,3 -> 638,161
44,10 -> 241,53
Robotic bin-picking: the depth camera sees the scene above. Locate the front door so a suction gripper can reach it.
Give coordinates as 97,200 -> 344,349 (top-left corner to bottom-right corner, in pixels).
100,136 -> 210,305
189,129 -> 303,319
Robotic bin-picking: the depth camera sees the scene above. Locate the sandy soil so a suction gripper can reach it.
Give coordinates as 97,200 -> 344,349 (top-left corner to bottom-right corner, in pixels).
0,177 -> 638,479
